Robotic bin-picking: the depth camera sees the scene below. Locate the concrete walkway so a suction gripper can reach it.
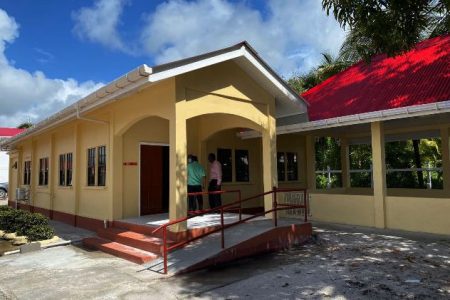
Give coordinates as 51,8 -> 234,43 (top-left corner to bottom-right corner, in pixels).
49,220 -> 95,243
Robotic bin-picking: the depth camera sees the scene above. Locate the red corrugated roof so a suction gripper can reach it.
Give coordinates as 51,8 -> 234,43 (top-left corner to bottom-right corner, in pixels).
302,35 -> 450,121
0,128 -> 25,137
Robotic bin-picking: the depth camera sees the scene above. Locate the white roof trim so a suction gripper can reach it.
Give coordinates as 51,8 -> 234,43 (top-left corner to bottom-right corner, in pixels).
149,48 -> 245,83
148,46 -> 306,112
241,50 -> 305,110
2,67 -> 152,148
239,100 -> 450,139
2,42 -> 306,148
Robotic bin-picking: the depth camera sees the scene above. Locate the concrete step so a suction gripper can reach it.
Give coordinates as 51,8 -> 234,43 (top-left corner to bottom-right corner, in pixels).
83,237 -> 158,264
96,228 -> 174,254
112,220 -> 161,237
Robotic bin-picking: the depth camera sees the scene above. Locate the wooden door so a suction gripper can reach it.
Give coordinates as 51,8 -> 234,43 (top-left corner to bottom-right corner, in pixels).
140,145 -> 168,215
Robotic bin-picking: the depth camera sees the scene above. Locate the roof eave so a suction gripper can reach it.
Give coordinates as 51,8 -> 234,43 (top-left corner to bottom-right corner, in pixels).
239,100 -> 450,139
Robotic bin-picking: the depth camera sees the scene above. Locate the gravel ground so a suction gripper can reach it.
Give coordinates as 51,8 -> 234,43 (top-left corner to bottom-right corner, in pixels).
0,223 -> 449,299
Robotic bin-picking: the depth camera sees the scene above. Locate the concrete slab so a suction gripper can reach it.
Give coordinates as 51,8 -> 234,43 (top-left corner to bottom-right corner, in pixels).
20,242 -> 41,253
49,220 -> 95,243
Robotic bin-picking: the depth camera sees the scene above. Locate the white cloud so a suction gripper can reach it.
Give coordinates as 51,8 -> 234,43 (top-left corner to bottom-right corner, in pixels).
72,0 -> 129,53
71,0 -> 345,76
0,9 -> 103,127
139,0 -> 346,76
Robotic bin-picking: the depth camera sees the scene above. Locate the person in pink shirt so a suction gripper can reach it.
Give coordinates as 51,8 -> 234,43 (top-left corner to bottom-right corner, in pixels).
208,153 -> 222,208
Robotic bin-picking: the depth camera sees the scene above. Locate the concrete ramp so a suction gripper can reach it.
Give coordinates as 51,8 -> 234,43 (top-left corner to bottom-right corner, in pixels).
142,220 -> 312,275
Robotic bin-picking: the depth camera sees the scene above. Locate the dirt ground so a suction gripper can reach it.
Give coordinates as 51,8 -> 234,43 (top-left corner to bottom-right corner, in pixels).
0,223 -> 449,299
191,224 -> 450,299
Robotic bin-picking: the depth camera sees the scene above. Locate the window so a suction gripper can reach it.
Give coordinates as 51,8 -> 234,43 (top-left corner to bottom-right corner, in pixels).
67,153 -> 73,186
277,153 -> 286,181
235,149 -> 249,182
87,148 -> 96,186
23,161 -> 31,185
278,152 -> 299,182
98,146 -> 106,186
38,157 -> 49,186
87,146 -> 106,186
286,152 -> 298,181
349,144 -> 372,188
315,137 -> 342,189
217,148 -> 232,182
59,153 -> 73,186
385,138 -> 442,189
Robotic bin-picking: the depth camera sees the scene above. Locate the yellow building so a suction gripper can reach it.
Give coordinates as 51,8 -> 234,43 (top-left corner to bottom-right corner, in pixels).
2,36 -> 450,236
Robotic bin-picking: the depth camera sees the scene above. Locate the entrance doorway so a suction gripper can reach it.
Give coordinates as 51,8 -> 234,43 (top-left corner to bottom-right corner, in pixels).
140,144 -> 169,215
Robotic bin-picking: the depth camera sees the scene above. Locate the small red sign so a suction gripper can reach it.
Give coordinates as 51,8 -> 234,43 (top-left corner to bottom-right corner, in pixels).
123,162 -> 138,166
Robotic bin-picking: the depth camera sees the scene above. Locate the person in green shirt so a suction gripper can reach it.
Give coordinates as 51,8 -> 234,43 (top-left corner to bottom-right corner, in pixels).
187,155 -> 206,211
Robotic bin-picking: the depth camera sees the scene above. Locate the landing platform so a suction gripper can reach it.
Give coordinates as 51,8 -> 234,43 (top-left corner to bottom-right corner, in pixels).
119,213 -> 262,229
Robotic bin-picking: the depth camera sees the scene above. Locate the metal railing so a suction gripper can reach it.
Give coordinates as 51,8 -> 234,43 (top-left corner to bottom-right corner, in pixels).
152,187 -> 308,274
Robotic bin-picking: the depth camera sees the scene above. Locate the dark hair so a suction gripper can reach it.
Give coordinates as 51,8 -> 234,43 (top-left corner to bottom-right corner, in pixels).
208,153 -> 216,161
192,155 -> 198,162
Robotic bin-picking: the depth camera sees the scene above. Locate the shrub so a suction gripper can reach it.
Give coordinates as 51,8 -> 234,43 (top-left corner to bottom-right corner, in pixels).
0,207 -> 54,241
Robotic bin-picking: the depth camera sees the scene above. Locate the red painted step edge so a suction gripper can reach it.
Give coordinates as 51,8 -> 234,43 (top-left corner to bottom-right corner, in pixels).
83,237 -> 158,264
96,228 -> 174,254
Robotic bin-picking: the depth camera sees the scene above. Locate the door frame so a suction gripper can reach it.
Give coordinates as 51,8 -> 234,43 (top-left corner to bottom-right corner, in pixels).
138,142 -> 170,216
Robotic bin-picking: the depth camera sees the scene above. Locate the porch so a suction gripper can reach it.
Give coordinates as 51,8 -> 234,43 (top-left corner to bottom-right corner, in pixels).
83,187 -> 312,274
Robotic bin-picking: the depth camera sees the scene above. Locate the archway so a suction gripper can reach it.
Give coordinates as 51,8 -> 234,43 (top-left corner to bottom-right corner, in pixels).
120,116 -> 170,218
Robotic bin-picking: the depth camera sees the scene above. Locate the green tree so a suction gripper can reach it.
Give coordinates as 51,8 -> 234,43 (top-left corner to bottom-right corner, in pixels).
17,122 -> 33,129
322,0 -> 450,61
287,52 -> 352,93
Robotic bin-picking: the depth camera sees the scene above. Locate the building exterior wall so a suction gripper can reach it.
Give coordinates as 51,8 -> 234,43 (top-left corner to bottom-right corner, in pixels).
309,193 -> 375,227
385,196 -> 450,235
6,61 -> 279,233
52,124 -> 76,215
122,117 -> 169,218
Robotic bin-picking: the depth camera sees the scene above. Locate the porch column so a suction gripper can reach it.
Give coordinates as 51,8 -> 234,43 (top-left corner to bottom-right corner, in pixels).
111,131 -> 123,220
340,137 -> 350,189
169,109 -> 188,232
262,113 -> 277,211
305,135 -> 316,190
371,121 -> 387,228
440,127 -> 450,192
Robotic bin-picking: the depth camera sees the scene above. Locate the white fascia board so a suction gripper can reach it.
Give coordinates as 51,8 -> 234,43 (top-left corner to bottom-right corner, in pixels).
238,100 -> 450,139
148,48 -> 246,83
278,100 -> 450,134
241,51 -> 307,111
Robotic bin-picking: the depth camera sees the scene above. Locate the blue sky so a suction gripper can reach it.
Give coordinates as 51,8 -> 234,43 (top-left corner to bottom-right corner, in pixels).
0,0 -> 345,127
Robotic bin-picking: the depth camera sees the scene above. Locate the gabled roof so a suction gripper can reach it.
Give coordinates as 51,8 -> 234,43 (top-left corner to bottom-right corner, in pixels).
302,35 -> 450,121
0,128 -> 24,138
2,41 -> 307,148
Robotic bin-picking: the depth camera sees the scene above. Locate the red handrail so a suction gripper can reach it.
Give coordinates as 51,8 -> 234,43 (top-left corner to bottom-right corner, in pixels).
152,187 -> 308,274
